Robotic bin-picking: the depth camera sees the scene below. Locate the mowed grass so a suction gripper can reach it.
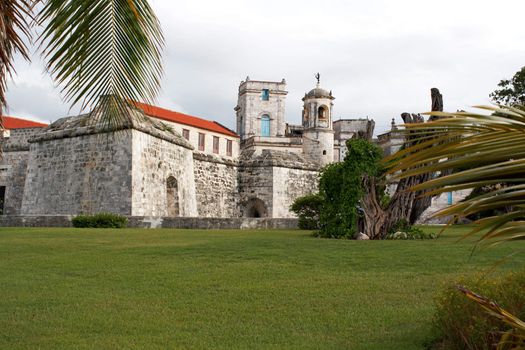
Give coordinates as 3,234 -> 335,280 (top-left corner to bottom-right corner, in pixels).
1,227 -> 525,349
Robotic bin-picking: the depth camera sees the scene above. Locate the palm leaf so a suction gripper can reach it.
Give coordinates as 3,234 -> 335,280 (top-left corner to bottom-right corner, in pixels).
386,105 -> 525,247
0,0 -> 35,158
38,0 -> 164,128
457,285 -> 525,350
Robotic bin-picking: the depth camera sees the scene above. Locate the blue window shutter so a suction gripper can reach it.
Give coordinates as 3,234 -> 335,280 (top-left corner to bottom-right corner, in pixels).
261,115 -> 270,137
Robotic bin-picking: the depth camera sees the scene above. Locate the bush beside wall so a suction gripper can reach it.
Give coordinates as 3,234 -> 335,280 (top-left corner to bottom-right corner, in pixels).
72,213 -> 128,228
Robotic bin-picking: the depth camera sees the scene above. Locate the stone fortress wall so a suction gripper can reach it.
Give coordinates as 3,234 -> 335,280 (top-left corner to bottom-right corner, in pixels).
0,76 -> 378,222
0,128 -> 43,215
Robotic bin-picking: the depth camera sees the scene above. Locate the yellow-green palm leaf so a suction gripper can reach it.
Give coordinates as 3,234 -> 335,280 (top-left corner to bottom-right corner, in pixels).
38,0 -> 164,127
386,105 -> 525,247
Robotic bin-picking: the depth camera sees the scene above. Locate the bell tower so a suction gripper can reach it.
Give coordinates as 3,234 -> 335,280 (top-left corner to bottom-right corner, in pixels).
301,73 -> 335,166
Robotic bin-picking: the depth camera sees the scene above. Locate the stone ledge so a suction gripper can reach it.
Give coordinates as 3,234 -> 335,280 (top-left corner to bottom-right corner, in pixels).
193,152 -> 238,166
0,216 -> 298,229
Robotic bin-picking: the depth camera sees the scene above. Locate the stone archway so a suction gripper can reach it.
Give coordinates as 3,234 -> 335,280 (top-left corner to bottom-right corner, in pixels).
166,176 -> 180,217
244,198 -> 267,218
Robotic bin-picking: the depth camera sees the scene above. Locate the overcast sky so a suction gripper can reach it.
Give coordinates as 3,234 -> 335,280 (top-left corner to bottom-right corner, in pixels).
5,0 -> 525,135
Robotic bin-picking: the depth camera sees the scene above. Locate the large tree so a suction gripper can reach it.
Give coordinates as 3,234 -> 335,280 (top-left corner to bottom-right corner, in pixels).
489,66 -> 525,106
0,0 -> 164,142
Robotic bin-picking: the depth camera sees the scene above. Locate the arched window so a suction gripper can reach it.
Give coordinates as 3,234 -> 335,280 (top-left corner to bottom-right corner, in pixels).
166,176 -> 180,217
261,115 -> 270,137
318,106 -> 327,120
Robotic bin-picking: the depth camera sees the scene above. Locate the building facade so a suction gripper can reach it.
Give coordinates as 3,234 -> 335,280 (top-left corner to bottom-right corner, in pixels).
0,77 -> 375,219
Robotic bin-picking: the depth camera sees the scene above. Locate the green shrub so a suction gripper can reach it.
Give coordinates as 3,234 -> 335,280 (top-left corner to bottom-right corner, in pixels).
290,194 -> 324,230
72,212 -> 128,228
386,219 -> 437,240
431,270 -> 525,350
317,139 -> 383,239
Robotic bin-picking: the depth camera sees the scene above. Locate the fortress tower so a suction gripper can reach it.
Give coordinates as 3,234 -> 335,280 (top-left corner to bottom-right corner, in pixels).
234,77 -> 288,141
301,74 -> 335,166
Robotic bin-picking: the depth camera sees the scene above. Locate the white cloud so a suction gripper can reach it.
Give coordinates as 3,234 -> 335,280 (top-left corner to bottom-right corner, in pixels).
6,0 -> 525,135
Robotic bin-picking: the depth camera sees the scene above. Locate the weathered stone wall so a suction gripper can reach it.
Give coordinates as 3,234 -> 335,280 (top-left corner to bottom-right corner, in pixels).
131,129 -> 198,217
3,127 -> 43,151
272,167 -> 319,218
0,151 -> 29,215
193,153 -> 239,217
21,130 -> 133,215
302,128 -> 335,166
238,149 -> 319,218
334,119 -> 375,160
0,215 -> 298,229
238,162 -> 274,218
1,128 -> 44,215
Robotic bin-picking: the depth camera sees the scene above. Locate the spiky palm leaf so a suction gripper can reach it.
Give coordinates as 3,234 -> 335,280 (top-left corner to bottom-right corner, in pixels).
38,0 -> 164,127
0,0 -> 34,156
458,285 -> 525,350
386,105 -> 525,247
0,0 -> 33,110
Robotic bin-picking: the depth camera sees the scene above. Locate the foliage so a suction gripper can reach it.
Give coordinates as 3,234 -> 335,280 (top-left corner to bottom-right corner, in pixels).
386,220 -> 437,240
387,104 -> 525,348
317,138 -> 383,239
462,185 -> 513,221
72,212 -> 128,228
490,67 -> 525,106
0,0 -> 164,132
290,193 -> 324,230
432,270 -> 525,350
386,104 -> 525,249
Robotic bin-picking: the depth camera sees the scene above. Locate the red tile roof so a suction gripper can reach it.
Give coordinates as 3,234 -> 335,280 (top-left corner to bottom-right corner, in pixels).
134,102 -> 239,138
2,116 -> 48,129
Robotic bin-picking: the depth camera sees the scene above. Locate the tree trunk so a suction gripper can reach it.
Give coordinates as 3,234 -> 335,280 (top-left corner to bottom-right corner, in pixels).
361,107 -> 439,239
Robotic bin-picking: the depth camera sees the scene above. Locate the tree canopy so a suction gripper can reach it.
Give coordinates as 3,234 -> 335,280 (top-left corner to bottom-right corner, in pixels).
489,66 -> 525,106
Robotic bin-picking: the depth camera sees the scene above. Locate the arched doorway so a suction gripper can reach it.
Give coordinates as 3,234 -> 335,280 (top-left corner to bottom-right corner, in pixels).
244,198 -> 267,218
166,176 -> 180,217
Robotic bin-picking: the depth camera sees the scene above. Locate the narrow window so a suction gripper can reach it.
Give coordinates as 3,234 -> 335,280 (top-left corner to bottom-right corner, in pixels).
447,192 -> 453,205
182,129 -> 190,140
261,115 -> 270,137
226,140 -> 233,156
213,136 -> 219,154
0,186 -> 5,215
166,177 -> 179,217
261,89 -> 270,101
198,133 -> 205,151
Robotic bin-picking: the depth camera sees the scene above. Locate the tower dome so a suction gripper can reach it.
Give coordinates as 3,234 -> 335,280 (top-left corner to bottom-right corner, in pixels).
305,86 -> 333,99
301,73 -> 335,167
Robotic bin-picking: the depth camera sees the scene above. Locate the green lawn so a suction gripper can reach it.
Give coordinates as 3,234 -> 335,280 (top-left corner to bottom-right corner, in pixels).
1,226 -> 524,349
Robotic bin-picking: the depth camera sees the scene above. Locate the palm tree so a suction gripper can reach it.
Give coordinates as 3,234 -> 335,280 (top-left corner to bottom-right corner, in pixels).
387,104 -> 525,348
387,104 -> 525,247
0,0 -> 164,143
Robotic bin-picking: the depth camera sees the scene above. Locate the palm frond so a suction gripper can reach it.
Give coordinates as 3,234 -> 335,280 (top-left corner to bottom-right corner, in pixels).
0,0 -> 34,110
457,285 -> 525,350
38,0 -> 164,128
386,105 -> 525,246
0,0 -> 35,158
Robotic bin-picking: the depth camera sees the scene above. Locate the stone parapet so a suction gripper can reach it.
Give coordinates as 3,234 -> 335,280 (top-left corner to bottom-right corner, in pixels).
239,149 -> 319,171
